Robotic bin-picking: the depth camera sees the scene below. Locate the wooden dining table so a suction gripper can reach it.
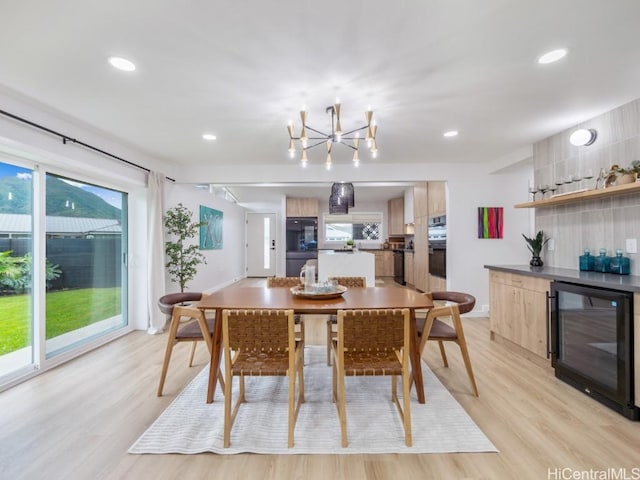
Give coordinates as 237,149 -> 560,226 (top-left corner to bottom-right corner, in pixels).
197,285 -> 434,404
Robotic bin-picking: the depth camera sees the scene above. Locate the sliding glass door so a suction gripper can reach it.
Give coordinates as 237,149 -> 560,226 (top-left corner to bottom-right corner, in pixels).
44,173 -> 127,357
0,162 -> 34,377
0,160 -> 129,381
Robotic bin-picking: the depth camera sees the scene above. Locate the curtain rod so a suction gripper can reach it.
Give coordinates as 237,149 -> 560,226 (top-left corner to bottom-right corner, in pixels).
0,108 -> 175,182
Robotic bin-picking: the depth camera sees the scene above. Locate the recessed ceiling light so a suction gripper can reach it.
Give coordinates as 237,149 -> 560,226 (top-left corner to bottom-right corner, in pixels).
108,56 -> 136,72
202,133 -> 217,141
537,48 -> 568,64
443,130 -> 458,138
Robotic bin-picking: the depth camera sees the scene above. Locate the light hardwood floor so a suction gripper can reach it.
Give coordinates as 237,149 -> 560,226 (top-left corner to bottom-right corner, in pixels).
1,279 -> 639,480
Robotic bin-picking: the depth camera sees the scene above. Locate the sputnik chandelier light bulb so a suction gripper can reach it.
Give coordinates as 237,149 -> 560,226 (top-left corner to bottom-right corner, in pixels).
287,99 -> 378,168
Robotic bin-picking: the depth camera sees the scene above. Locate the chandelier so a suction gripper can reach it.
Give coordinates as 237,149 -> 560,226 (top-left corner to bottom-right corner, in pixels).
329,182 -> 355,214
287,99 -> 378,169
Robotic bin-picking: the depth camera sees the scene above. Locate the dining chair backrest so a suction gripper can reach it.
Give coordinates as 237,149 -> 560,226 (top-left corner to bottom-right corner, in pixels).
328,276 -> 366,288
431,291 -> 476,314
340,309 -> 407,351
157,292 -> 203,315
266,277 -> 302,288
224,309 -> 291,353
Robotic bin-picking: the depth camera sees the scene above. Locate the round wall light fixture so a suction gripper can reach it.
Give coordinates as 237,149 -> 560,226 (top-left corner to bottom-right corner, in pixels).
569,128 -> 597,146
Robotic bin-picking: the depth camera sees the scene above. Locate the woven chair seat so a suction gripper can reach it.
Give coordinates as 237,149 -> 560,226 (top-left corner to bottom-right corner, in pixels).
341,349 -> 403,376
230,350 -> 290,376
176,317 -> 215,339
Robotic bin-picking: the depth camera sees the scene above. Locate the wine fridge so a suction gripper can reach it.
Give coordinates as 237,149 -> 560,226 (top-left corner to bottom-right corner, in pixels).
549,281 -> 638,420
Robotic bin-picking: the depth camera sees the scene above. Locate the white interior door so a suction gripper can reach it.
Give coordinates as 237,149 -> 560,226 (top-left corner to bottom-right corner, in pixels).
246,213 -> 276,277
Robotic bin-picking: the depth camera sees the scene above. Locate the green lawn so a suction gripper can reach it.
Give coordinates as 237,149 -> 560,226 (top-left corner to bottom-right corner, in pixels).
0,288 -> 122,355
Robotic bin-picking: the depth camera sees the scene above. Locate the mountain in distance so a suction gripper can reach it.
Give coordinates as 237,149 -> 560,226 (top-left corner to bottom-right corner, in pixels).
0,174 -> 121,219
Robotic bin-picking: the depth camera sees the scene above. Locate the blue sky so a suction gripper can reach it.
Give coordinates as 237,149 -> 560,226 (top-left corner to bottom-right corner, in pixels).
0,162 -> 122,209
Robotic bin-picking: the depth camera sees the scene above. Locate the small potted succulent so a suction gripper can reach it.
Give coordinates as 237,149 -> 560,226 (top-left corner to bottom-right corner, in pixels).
522,230 -> 549,269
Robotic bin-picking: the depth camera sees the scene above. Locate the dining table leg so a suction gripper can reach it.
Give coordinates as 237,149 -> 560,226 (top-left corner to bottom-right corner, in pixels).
410,309 -> 426,403
206,308 -> 223,403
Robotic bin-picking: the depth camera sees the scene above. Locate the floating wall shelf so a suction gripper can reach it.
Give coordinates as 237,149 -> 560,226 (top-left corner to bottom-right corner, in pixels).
514,181 -> 640,208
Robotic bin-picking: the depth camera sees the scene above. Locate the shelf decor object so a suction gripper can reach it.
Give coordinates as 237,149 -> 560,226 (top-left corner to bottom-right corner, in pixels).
289,284 -> 347,300
522,230 -> 549,269
287,100 -> 377,168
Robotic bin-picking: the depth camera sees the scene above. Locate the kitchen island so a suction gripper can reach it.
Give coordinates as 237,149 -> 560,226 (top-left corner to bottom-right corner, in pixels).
318,250 -> 376,287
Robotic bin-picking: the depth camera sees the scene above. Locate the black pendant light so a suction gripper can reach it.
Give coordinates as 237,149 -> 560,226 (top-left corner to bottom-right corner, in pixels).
329,182 -> 355,213
329,190 -> 349,214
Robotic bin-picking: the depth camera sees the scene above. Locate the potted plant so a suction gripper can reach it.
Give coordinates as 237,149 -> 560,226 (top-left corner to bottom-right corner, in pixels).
605,161 -> 640,186
522,230 -> 549,269
345,239 -> 354,250
164,203 -> 206,292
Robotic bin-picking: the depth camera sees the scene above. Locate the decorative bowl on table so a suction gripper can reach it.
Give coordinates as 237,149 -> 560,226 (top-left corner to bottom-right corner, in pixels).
290,284 -> 347,300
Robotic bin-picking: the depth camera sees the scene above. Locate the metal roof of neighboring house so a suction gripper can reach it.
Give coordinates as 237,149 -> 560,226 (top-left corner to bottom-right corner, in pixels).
0,213 -> 121,234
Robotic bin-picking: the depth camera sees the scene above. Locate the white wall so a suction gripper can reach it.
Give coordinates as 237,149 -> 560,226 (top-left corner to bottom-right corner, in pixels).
446,169 -> 532,313
164,184 -> 247,293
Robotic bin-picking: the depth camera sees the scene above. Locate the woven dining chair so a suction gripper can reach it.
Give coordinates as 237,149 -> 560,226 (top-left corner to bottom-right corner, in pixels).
156,292 -> 223,397
331,308 -> 412,447
415,291 -> 478,396
266,277 -> 305,358
222,309 -> 304,448
326,276 -> 366,365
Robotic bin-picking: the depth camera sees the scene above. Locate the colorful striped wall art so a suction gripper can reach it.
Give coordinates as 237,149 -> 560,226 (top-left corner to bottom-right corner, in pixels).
478,207 -> 503,239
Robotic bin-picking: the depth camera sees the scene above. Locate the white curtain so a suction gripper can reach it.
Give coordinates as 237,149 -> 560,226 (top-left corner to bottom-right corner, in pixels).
147,171 -> 167,333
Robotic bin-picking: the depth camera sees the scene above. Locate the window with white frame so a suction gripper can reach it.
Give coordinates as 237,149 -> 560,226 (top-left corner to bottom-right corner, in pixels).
323,212 -> 383,243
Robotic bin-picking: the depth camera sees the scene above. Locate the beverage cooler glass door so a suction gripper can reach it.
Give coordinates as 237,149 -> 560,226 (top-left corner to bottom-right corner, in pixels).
550,281 -> 635,418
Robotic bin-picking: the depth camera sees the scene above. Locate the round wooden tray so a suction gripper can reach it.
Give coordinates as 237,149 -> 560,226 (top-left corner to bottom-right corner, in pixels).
290,285 -> 347,300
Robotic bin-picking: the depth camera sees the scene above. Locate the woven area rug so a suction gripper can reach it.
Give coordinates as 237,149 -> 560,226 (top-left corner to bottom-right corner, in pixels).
129,347 -> 497,455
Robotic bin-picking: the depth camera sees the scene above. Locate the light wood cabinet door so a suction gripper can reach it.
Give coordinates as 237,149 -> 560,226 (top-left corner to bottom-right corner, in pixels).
286,198 -> 319,217
373,251 -> 394,277
413,182 -> 428,219
427,181 -> 446,218
387,197 -> 405,235
404,252 -> 414,285
489,271 -> 550,360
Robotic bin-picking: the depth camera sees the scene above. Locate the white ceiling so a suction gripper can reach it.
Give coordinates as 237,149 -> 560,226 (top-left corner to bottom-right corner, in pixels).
1,1 -> 640,205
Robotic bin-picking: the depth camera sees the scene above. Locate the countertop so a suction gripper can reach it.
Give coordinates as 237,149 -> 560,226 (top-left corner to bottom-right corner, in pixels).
485,264 -> 640,293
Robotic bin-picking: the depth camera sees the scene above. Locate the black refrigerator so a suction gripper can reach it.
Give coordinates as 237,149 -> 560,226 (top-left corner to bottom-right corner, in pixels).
285,217 -> 318,277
